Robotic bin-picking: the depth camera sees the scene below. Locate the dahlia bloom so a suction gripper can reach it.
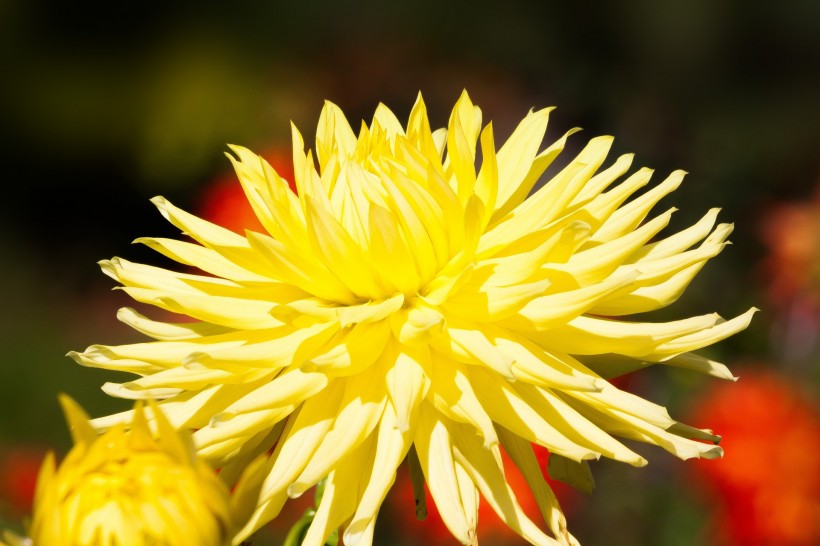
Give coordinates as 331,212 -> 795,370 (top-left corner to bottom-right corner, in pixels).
72,92 -> 754,545
27,396 -> 261,546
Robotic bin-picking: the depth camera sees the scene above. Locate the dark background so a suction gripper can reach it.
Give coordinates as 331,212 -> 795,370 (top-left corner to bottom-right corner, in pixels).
1,1 -> 818,544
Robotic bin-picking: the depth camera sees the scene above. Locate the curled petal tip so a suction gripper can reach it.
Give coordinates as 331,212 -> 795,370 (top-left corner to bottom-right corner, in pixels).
210,411 -> 236,427
286,482 -> 308,499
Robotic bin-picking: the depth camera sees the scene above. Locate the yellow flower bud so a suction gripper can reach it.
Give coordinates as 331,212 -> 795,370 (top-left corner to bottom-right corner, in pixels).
28,395 -> 253,546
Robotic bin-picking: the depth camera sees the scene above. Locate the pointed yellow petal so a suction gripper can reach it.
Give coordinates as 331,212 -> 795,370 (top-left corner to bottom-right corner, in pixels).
218,421 -> 285,485
289,371 -> 388,497
497,426 -> 575,545
572,153 -> 635,205
386,344 -> 429,433
644,308 -> 758,360
57,394 -> 98,445
543,208 -> 675,290
135,237 -> 273,283
343,403 -> 413,546
444,274 -> 551,322
445,96 -> 479,203
316,100 -> 357,170
301,434 -> 377,546
470,367 -> 599,462
304,320 -> 392,376
590,170 -> 685,243
449,420 -> 563,546
426,354 -> 498,448
474,122 -> 498,227
412,405 -> 475,544
257,380 -> 345,505
493,107 -> 553,217
485,135 -> 613,253
507,271 -> 639,331
218,369 -> 329,415
116,307 -> 231,340
305,196 -> 383,299
533,313 -> 721,357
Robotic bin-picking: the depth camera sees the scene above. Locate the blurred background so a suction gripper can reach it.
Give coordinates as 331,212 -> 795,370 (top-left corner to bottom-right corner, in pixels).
0,1 -> 818,544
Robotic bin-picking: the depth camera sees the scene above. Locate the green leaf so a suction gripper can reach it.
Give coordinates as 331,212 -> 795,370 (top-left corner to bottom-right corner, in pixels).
282,509 -> 316,546
281,479 -> 338,546
407,446 -> 428,520
315,477 -> 327,506
576,354 -> 654,379
547,454 -> 595,494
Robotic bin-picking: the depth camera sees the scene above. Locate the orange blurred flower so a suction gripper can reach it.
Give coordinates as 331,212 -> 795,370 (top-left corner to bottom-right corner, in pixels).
757,181 -> 820,364
687,369 -> 820,546
758,182 -> 820,307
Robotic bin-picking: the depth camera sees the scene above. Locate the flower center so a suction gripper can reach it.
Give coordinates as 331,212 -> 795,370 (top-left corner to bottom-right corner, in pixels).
314,132 -> 459,305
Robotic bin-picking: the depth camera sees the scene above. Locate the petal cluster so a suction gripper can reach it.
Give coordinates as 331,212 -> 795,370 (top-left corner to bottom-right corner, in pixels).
72,92 -> 754,546
28,396 -> 257,546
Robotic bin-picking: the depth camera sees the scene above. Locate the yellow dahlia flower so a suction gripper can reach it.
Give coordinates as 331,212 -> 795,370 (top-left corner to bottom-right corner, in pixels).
72,91 -> 754,546
28,395 -> 261,546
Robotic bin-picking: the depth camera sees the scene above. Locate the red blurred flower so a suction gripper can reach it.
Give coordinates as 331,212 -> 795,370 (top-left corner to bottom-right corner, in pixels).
197,147 -> 296,234
0,446 -> 48,516
687,369 -> 820,546
386,445 -> 577,546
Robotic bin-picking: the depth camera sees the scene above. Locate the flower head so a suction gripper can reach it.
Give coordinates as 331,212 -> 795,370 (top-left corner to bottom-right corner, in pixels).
73,92 -> 754,546
28,395 -> 260,546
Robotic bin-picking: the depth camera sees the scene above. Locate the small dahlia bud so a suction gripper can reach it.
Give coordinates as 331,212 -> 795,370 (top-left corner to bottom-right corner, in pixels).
28,395 -> 248,546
